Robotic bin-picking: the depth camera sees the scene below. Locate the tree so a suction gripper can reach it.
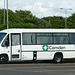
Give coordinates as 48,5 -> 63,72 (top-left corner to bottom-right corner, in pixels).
0,9 -> 75,31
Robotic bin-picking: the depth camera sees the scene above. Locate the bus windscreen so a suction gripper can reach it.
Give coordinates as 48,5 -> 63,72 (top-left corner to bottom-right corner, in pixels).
0,33 -> 7,43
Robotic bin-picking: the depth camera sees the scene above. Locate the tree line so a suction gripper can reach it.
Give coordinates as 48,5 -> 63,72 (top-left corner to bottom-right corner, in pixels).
0,9 -> 75,30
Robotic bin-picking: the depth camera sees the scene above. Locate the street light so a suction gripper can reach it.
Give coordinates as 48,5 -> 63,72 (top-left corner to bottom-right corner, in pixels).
60,8 -> 72,28
49,17 -> 51,28
7,0 -> 8,29
4,0 -> 5,25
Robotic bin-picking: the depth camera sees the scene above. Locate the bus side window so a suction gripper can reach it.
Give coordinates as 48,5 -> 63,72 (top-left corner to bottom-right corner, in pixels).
1,35 -> 9,47
70,33 -> 75,44
11,34 -> 20,46
22,33 -> 35,45
54,37 -> 60,44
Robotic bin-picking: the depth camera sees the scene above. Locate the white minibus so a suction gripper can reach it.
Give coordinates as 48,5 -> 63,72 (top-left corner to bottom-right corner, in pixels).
0,28 -> 75,63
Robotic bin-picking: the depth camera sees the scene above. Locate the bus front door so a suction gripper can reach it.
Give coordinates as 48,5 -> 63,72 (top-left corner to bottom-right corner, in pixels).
11,33 -> 21,60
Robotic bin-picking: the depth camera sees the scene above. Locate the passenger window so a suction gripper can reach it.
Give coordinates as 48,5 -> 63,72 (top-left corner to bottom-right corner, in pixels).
22,33 -> 35,45
37,33 -> 52,44
11,34 -> 20,46
70,33 -> 75,44
53,33 -> 69,44
54,37 -> 60,44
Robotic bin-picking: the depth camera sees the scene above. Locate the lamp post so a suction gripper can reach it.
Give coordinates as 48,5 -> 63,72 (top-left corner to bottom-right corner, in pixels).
4,0 -> 5,25
7,0 -> 8,29
49,17 -> 51,28
60,8 -> 72,28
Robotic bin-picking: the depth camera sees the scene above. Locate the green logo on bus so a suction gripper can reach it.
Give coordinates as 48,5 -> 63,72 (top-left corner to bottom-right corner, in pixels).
42,45 -> 49,51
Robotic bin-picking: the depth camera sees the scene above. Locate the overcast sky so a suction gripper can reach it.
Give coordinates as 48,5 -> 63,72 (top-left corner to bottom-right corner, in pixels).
0,0 -> 75,18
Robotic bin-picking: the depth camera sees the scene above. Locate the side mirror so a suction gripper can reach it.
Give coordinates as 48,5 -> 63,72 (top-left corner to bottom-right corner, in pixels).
5,41 -> 9,46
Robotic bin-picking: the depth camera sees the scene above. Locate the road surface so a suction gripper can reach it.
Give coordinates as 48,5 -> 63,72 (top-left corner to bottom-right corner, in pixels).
0,60 -> 75,75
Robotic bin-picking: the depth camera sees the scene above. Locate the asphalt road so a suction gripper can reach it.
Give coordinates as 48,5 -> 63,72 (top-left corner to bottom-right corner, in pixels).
0,60 -> 75,75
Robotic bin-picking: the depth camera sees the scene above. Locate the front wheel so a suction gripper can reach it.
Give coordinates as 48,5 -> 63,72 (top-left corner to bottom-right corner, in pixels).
53,54 -> 63,63
0,55 -> 8,64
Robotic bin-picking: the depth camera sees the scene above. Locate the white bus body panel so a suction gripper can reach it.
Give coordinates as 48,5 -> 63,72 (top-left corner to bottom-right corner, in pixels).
22,45 -> 55,60
1,29 -> 75,62
37,52 -> 55,60
0,44 -> 11,61
22,44 -> 75,60
22,52 -> 33,60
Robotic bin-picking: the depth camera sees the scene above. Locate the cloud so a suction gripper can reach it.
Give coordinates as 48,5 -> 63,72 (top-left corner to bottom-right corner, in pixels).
0,0 -> 75,18
51,0 -> 75,17
0,0 -> 4,8
31,2 -> 50,18
22,2 -> 47,18
23,5 -> 32,10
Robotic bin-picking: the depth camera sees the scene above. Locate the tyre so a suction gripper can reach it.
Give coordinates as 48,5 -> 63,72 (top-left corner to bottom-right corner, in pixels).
0,55 -> 8,64
54,54 -> 63,63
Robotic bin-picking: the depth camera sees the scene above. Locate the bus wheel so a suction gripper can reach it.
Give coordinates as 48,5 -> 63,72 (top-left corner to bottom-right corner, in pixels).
54,54 -> 63,63
0,55 -> 8,64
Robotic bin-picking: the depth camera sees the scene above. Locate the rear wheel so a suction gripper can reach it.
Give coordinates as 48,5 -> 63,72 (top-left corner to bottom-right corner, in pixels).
0,55 -> 8,64
54,54 -> 63,63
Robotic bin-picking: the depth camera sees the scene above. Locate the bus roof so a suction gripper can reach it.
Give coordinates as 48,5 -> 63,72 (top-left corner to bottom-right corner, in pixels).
0,28 -> 75,33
